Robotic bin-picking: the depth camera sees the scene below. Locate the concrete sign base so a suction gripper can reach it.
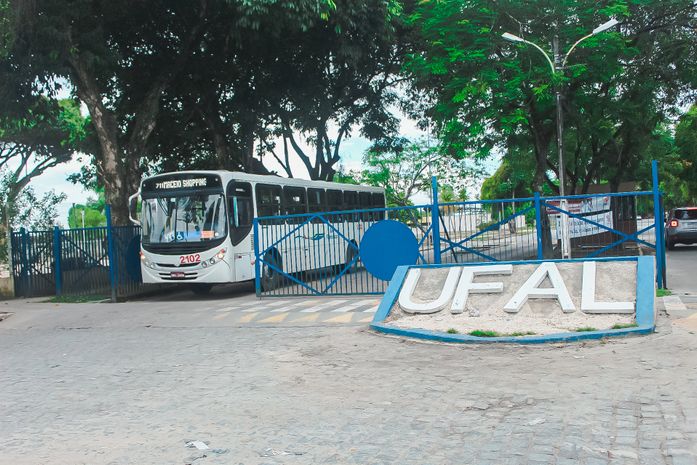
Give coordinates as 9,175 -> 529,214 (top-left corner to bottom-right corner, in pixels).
370,257 -> 655,344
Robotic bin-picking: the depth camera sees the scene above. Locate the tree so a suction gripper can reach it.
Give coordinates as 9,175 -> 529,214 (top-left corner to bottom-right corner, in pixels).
5,0 -> 341,224
261,0 -> 408,181
67,189 -> 106,228
9,184 -> 66,230
4,0 -> 217,224
404,0 -> 697,194
0,98 -> 87,236
141,0 -> 406,182
674,104 -> 697,204
360,137 -> 474,206
149,1 -> 341,176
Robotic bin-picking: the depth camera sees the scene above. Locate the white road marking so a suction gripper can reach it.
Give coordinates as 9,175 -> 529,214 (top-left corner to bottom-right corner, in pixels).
300,299 -> 346,312
331,302 -> 367,312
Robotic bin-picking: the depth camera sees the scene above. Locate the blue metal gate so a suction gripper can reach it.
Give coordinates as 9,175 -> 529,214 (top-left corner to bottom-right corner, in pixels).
255,165 -> 666,297
10,205 -> 152,300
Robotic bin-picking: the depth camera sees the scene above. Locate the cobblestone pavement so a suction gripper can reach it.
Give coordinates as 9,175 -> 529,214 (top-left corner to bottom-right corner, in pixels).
1,298 -> 697,465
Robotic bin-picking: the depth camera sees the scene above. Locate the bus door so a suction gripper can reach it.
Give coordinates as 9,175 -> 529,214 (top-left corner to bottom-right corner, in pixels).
227,181 -> 254,281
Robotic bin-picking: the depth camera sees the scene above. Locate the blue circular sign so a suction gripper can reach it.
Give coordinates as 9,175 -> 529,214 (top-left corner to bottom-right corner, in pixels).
360,220 -> 419,281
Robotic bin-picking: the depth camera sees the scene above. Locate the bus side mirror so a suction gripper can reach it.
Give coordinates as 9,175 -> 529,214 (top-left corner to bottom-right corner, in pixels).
128,192 -> 141,226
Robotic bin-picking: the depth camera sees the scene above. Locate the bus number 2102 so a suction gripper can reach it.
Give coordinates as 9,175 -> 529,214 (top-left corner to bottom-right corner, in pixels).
180,254 -> 201,265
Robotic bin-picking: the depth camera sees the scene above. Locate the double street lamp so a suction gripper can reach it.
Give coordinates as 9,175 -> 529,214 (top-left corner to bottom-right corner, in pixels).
502,18 -> 619,259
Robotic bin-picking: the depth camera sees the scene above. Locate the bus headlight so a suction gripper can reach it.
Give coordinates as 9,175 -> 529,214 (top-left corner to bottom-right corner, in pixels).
201,249 -> 227,268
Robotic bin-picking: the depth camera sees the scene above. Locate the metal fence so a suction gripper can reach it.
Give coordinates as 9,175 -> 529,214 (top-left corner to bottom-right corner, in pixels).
255,176 -> 666,297
10,206 -> 150,300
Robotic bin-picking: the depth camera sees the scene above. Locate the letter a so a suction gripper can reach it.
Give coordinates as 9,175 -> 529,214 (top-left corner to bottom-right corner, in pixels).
504,262 -> 575,313
398,268 -> 461,314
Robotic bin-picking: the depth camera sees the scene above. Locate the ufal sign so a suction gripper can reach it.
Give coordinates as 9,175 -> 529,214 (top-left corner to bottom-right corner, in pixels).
398,262 -> 634,315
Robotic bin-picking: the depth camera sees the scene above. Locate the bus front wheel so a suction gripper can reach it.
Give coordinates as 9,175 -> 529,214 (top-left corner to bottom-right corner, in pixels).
345,243 -> 359,274
261,252 -> 283,291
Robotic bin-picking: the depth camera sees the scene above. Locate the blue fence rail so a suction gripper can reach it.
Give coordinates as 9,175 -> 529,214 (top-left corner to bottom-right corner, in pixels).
254,181 -> 666,297
10,206 -> 148,300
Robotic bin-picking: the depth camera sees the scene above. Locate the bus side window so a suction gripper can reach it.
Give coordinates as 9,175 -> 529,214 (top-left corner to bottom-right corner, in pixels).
227,181 -> 253,246
308,188 -> 326,223
283,186 -> 307,223
371,193 -> 386,220
327,190 -> 343,223
359,192 -> 372,220
255,184 -> 283,224
307,188 -> 325,212
343,191 -> 358,222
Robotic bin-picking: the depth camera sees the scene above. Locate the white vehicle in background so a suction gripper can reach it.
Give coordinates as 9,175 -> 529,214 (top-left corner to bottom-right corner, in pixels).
128,171 -> 385,294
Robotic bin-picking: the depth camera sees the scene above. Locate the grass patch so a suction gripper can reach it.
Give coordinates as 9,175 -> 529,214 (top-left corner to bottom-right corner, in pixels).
575,327 -> 598,332
446,328 -> 459,334
656,288 -> 672,297
45,294 -> 109,304
611,322 -> 639,330
469,329 -> 500,337
508,331 -> 536,337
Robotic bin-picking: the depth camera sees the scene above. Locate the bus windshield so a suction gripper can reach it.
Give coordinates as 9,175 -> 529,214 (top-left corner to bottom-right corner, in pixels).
141,193 -> 226,244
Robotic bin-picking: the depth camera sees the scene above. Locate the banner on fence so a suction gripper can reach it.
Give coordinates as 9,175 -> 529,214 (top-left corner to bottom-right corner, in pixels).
545,196 -> 611,215
554,211 -> 614,240
547,196 -> 614,240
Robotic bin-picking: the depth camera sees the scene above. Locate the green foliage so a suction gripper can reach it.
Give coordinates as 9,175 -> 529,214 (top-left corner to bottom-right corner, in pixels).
477,220 -> 497,231
360,137 -> 476,206
405,0 -> 697,194
656,288 -> 672,297
469,329 -> 500,337
0,98 -> 88,260
332,166 -> 361,185
67,190 -> 106,228
0,0 -> 11,58
446,328 -> 459,334
508,331 -> 536,337
480,156 -> 536,201
673,105 -> 697,206
575,327 -> 598,332
0,171 -> 66,232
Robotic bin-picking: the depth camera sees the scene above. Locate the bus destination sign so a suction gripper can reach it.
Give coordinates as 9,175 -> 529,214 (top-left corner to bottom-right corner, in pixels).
155,178 -> 208,189
142,173 -> 222,192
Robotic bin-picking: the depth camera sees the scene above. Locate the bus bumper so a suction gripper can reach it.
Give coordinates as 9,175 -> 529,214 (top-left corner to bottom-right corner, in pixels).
141,259 -> 233,284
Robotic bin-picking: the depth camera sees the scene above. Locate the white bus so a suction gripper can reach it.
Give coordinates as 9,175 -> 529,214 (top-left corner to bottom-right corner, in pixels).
128,171 -> 385,294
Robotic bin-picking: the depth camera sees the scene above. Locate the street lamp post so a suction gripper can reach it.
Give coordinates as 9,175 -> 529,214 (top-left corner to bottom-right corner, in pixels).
502,18 -> 619,259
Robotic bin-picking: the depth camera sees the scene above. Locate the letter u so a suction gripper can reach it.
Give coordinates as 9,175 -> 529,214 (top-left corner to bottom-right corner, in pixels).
398,268 -> 461,314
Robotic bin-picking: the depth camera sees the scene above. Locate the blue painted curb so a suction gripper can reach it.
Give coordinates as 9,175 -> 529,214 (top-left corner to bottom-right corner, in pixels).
370,256 -> 655,344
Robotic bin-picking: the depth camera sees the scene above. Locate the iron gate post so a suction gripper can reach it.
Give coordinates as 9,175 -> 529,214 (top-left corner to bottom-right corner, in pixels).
431,176 -> 441,264
20,228 -> 28,294
651,160 -> 665,289
53,226 -> 62,296
659,195 -> 667,288
106,205 -> 117,302
534,193 -> 544,260
253,219 -> 261,296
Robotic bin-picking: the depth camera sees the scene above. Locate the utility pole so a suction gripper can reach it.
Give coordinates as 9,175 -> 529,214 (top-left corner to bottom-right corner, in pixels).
502,18 -> 619,259
553,35 -> 571,259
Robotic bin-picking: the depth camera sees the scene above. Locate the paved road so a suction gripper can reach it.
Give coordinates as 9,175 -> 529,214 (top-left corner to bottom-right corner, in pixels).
2,297 -> 697,465
666,244 -> 697,295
